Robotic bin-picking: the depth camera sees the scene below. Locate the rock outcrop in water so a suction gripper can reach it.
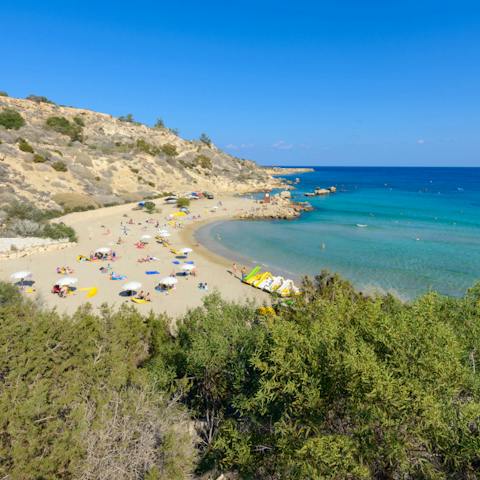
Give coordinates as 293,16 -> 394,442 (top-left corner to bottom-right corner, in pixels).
237,191 -> 313,220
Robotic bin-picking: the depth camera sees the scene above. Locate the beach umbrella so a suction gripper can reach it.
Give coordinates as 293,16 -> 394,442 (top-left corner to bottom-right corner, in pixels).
159,276 -> 178,286
180,247 -> 193,254
56,277 -> 78,287
10,271 -> 32,282
181,263 -> 195,272
122,281 -> 142,292
95,247 -> 111,254
158,230 -> 170,236
141,235 -> 152,241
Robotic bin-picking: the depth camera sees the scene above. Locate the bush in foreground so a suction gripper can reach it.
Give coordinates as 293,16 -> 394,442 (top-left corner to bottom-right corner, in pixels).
0,299 -> 196,479
1,274 -> 480,478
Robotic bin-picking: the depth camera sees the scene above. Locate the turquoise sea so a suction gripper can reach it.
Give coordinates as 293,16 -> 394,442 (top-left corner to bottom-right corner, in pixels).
197,167 -> 480,299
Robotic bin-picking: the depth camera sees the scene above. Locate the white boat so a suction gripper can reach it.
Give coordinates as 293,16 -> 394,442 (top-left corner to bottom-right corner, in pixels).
356,224 -> 368,228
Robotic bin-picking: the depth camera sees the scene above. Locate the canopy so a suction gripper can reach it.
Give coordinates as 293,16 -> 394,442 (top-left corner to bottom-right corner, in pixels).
56,277 -> 78,286
180,247 -> 193,254
122,281 -> 142,291
95,247 -> 111,254
181,264 -> 195,271
10,271 -> 32,281
159,276 -> 178,286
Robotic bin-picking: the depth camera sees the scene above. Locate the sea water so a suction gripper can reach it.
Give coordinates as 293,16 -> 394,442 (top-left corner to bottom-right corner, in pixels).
196,167 -> 480,299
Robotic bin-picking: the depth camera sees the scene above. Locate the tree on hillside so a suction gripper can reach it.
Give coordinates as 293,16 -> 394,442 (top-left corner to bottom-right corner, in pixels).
154,118 -> 165,129
199,133 -> 212,146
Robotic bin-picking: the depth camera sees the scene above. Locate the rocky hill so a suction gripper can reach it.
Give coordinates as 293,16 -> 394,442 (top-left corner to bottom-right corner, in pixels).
0,95 -> 280,211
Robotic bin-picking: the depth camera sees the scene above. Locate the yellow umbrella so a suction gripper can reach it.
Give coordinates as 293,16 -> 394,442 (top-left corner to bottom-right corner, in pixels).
172,211 -> 187,217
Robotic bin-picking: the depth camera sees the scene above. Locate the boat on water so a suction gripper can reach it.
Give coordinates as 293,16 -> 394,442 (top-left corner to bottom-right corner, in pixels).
356,223 -> 368,228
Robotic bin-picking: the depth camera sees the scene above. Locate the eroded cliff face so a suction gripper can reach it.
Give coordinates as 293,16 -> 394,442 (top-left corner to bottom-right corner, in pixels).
0,96 -> 280,210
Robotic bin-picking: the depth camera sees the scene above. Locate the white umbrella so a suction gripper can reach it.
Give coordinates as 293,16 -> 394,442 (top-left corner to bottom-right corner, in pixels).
122,281 -> 142,291
56,277 -> 78,287
95,247 -> 111,254
180,247 -> 193,254
10,271 -> 32,281
181,263 -> 195,271
141,235 -> 152,241
158,230 -> 170,237
159,276 -> 178,286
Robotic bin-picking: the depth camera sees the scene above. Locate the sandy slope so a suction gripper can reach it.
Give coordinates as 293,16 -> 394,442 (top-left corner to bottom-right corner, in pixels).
0,195 -> 269,318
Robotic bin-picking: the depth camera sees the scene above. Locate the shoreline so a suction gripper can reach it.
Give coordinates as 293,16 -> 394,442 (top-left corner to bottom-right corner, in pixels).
0,194 -> 272,317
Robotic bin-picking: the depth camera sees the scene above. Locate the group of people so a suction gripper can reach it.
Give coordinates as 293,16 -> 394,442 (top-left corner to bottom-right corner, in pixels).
51,284 -> 70,298
56,266 -> 74,275
134,290 -> 151,302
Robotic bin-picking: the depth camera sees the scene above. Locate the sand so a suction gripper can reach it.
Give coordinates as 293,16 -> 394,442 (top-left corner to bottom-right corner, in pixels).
0,195 -> 270,318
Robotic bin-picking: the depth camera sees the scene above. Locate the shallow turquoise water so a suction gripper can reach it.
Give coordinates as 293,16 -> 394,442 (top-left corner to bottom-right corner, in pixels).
197,167 -> 480,298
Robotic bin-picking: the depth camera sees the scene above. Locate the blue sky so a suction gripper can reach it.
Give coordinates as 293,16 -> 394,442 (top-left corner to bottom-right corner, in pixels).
2,1 -> 480,166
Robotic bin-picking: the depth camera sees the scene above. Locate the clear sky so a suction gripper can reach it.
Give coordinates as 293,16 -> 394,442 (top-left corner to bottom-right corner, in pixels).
2,1 -> 480,166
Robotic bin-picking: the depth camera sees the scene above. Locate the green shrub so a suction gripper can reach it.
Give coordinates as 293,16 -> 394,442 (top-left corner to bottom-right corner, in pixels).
42,222 -> 77,241
144,201 -> 156,214
118,113 -> 141,125
73,115 -> 85,126
0,108 -> 25,130
51,160 -> 67,172
33,153 -> 46,163
45,116 -> 83,141
161,143 -> 177,157
17,137 -> 34,153
0,91 -> 8,97
0,295 -> 196,479
176,197 -> 190,208
199,132 -> 212,146
195,154 -> 212,169
154,118 -> 165,128
26,94 -> 55,104
136,138 -> 160,155
169,127 -> 179,136
0,282 -> 21,306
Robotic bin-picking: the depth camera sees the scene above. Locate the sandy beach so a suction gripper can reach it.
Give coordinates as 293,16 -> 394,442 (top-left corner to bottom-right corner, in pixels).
0,195 -> 270,318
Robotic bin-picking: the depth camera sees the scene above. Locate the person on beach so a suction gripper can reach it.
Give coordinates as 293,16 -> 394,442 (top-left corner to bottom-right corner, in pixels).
232,263 -> 238,277
241,266 -> 247,280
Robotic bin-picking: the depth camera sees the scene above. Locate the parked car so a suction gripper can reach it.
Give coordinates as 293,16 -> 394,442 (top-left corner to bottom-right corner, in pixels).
203,191 -> 214,199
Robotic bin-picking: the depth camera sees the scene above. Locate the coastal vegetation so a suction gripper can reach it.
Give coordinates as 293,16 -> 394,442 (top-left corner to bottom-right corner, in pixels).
176,197 -> 190,208
45,115 -> 83,142
0,201 -> 77,241
0,108 -> 25,130
1,272 -> 480,478
26,94 -> 55,104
